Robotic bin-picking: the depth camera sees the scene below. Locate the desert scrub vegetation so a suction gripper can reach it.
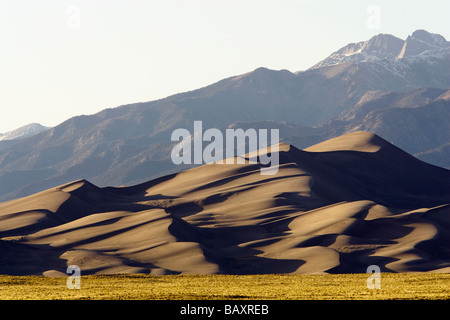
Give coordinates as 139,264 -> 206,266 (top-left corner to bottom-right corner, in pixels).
0,273 -> 448,300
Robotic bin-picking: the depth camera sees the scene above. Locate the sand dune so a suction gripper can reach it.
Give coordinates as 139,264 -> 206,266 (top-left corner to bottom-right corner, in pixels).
0,131 -> 449,275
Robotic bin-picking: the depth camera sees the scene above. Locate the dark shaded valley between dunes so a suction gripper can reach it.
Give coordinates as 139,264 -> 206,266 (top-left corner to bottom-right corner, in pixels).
1,132 -> 449,275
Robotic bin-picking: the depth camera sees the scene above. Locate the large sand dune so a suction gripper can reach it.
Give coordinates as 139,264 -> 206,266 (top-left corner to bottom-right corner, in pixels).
1,131 -> 449,275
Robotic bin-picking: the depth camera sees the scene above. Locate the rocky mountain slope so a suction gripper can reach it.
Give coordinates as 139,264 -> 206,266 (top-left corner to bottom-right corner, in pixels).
0,30 -> 448,201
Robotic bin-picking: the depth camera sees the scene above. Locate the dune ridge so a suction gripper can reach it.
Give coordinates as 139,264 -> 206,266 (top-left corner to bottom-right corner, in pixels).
0,131 -> 449,275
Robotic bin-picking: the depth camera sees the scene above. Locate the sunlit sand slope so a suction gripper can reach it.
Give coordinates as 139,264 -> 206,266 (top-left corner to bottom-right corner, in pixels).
1,132 -> 449,275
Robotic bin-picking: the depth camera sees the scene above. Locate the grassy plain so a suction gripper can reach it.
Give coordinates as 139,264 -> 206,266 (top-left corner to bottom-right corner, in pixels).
0,273 -> 449,300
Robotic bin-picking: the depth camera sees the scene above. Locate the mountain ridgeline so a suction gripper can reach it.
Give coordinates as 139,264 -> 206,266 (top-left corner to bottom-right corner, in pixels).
0,29 -> 449,201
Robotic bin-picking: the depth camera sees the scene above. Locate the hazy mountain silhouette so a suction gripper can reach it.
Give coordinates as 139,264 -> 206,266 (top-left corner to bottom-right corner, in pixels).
0,30 -> 449,201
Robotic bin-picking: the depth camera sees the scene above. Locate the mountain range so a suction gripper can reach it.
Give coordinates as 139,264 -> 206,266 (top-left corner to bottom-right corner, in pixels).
0,29 -> 449,202
0,132 -> 449,275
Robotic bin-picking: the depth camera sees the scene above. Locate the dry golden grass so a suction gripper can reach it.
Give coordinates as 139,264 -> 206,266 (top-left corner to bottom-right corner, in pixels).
0,273 -> 449,300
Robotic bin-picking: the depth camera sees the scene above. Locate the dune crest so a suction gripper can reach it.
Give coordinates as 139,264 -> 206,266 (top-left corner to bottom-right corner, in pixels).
1,132 -> 449,275
304,131 -> 384,153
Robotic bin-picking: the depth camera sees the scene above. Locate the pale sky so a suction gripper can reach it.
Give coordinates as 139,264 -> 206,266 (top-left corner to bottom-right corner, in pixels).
0,0 -> 449,133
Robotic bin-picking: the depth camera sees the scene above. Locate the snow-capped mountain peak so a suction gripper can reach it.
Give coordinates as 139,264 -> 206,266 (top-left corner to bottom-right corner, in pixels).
0,123 -> 50,141
311,30 -> 449,69
397,29 -> 450,59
